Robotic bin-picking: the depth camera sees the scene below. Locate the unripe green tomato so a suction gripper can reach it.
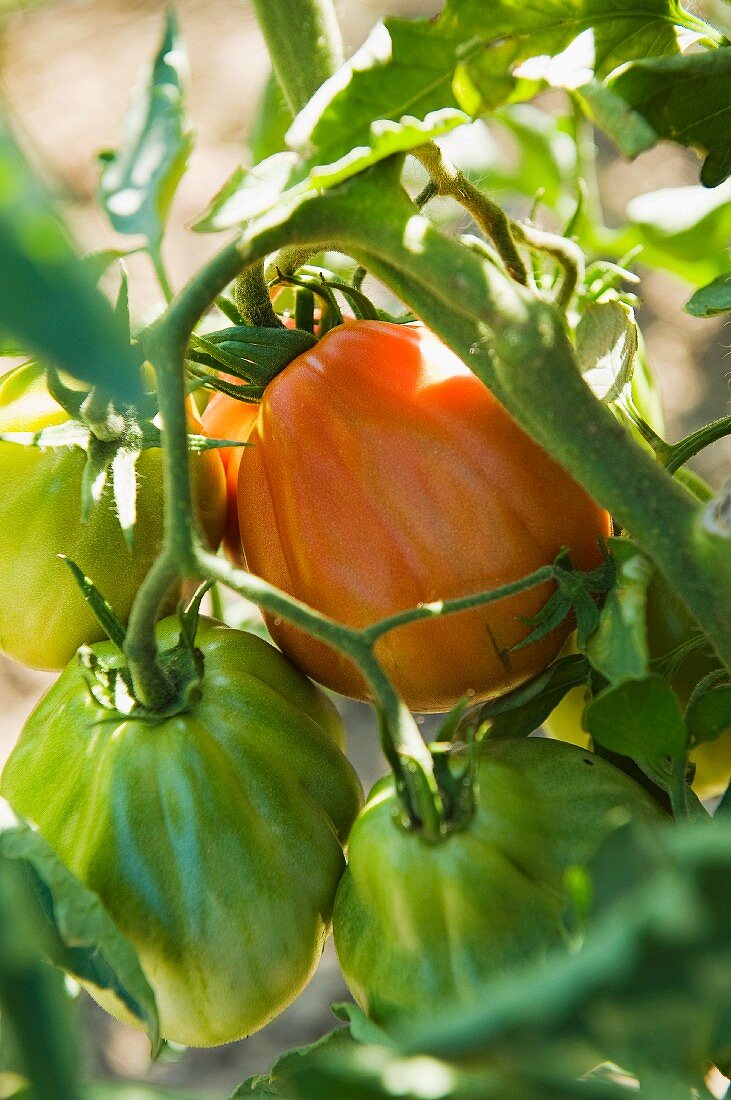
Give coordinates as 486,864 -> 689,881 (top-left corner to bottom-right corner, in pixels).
0,362 -> 227,670
334,737 -> 662,1027
1,618 -> 364,1046
544,571 -> 731,799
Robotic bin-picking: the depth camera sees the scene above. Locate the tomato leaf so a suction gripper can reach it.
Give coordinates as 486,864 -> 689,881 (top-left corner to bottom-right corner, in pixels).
585,539 -> 653,683
584,675 -> 689,792
194,153 -> 301,233
193,104 -> 465,232
580,48 -> 731,187
466,653 -> 590,740
0,115 -> 143,405
685,272 -> 731,317
98,10 -> 193,249
0,805 -> 160,1054
576,302 -> 638,405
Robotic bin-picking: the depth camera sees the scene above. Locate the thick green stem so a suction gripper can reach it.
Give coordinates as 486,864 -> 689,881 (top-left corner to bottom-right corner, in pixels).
413,143 -> 529,286
122,325 -> 202,708
250,0 -> 343,116
233,260 -> 282,328
123,554 -> 180,708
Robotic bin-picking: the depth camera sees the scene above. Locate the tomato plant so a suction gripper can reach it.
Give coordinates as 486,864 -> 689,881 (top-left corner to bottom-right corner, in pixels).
0,0 -> 730,1096
0,616 -> 363,1046
236,320 -> 611,712
0,361 -> 226,670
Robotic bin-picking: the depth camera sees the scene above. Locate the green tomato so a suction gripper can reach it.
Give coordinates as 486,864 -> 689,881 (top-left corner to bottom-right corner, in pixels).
0,362 -> 227,670
334,737 -> 662,1027
1,617 -> 364,1046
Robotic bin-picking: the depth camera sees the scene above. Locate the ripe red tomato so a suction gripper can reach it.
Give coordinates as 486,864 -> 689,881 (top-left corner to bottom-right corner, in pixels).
202,389 -> 258,566
236,321 -> 612,712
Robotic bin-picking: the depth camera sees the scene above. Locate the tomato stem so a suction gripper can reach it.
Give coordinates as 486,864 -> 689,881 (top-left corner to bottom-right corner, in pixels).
361,565 -> 557,644
249,0 -> 342,118
664,415 -> 731,476
233,261 -> 282,329
413,143 -> 529,287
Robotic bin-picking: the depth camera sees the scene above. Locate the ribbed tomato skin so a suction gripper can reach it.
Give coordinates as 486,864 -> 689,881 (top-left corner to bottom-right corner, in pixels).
1,618 -> 363,1046
236,321 -> 612,712
0,362 -> 226,670
201,389 -> 258,566
334,737 -> 662,1027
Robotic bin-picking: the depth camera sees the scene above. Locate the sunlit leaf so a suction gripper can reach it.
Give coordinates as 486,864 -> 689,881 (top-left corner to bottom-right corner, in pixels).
576,301 -> 638,405
582,48 -> 731,187
685,272 -> 731,317
98,10 -> 193,247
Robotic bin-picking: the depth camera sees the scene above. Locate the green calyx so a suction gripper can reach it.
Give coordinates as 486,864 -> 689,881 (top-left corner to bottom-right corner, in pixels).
187,322 -> 316,396
70,567 -> 207,722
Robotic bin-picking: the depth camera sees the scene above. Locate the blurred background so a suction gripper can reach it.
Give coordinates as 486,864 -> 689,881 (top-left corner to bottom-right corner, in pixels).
0,0 -> 729,1094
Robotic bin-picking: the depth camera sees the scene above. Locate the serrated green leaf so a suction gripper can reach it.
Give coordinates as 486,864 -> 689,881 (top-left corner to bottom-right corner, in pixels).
586,48 -> 731,186
98,10 -> 193,247
288,17 -> 464,161
0,114 -> 143,404
586,539 -> 652,683
0,809 -> 159,1053
454,1 -> 687,113
576,301 -> 638,404
685,272 -> 731,317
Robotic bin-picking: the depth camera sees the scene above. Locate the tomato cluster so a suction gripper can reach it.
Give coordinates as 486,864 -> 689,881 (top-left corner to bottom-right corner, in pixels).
0,319 -> 719,1051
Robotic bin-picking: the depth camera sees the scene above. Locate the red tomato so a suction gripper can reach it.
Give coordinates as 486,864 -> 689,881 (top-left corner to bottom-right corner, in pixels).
236,321 -> 611,712
202,389 -> 258,566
